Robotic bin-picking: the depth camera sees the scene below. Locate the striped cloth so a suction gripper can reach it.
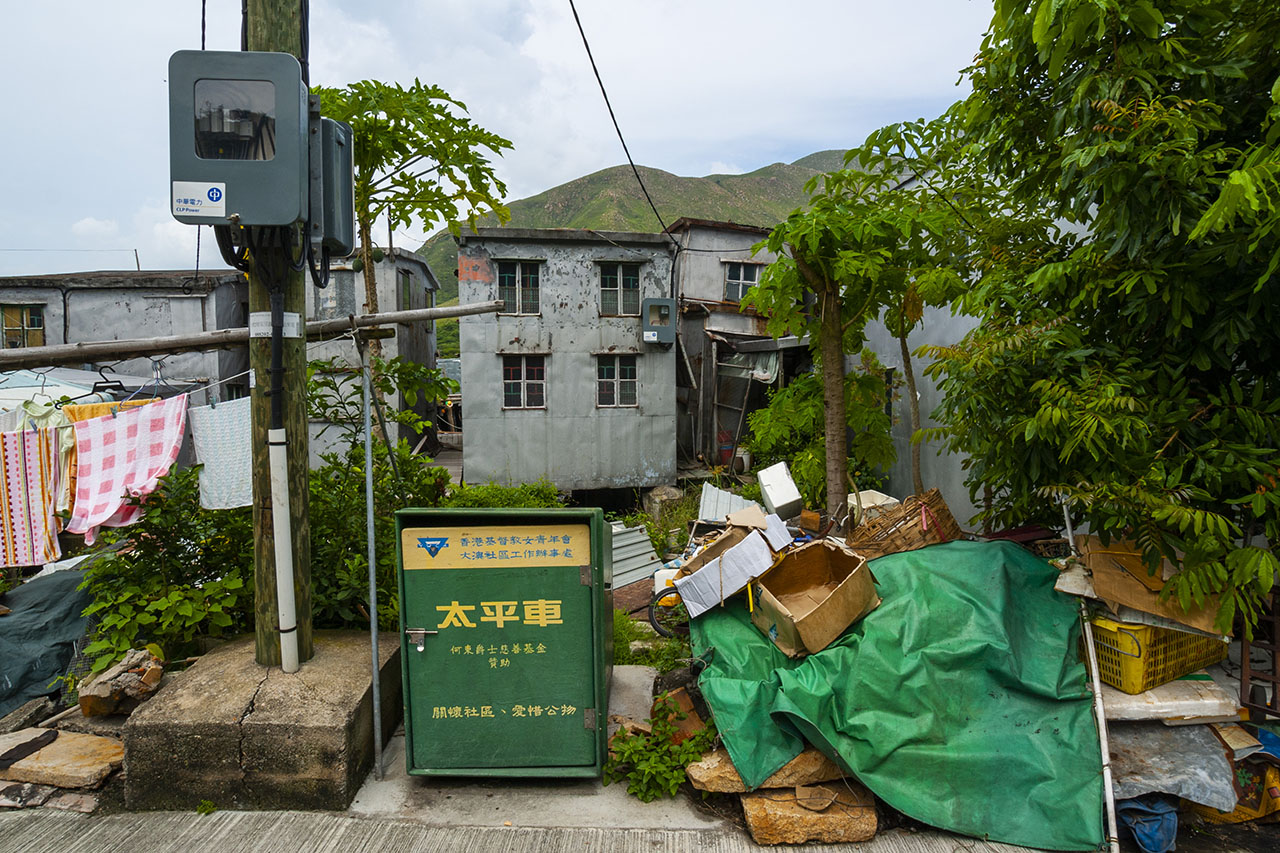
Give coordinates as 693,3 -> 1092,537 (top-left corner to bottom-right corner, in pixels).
0,428 -> 63,567
66,395 -> 188,544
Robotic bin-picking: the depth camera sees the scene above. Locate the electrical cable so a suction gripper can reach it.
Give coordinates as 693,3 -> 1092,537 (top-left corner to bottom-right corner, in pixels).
299,0 -> 310,85
567,0 -> 677,248
200,0 -> 207,50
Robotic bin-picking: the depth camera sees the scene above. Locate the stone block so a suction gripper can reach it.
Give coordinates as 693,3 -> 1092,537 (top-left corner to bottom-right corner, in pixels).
78,648 -> 165,717
43,791 -> 98,813
687,747 -> 848,794
0,698 -> 55,735
0,729 -> 122,789
124,630 -> 401,811
0,781 -> 55,808
741,781 -> 877,845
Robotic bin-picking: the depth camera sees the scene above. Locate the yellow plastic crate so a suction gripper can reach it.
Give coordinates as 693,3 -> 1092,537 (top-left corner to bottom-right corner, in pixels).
1090,615 -> 1228,695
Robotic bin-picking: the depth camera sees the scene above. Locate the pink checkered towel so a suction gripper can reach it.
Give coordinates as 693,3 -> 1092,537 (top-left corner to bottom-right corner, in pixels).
67,395 -> 189,544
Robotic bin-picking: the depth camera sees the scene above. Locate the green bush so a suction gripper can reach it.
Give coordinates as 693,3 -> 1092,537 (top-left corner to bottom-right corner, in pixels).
444,480 -> 562,508
746,367 -> 894,508
309,440 -> 450,630
83,467 -> 255,671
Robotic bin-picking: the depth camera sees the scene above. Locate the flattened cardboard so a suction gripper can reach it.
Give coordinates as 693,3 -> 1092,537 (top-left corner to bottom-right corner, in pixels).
676,530 -> 776,618
1077,535 -> 1226,636
725,505 -> 768,529
751,540 -> 880,657
676,526 -> 752,579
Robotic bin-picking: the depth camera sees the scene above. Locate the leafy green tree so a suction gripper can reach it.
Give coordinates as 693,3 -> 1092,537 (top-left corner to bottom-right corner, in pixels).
748,118 -> 976,518
315,79 -> 512,357
746,365 -> 895,508
925,0 -> 1280,631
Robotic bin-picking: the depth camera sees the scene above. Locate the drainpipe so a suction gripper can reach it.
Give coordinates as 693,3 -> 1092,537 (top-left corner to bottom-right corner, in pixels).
1062,499 -> 1119,853
361,341 -> 383,779
267,281 -> 299,673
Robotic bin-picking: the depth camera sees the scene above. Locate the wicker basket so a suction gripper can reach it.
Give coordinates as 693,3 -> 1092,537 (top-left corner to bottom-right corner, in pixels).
845,488 -> 964,560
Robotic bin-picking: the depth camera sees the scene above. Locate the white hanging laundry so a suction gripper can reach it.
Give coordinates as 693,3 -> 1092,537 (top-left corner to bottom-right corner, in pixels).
187,396 -> 252,510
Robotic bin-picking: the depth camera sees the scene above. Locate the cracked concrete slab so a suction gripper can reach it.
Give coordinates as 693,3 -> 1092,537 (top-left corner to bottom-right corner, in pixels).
123,631 -> 399,811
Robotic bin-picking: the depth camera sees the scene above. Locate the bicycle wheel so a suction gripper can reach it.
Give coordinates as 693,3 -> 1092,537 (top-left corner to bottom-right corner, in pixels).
648,587 -> 689,638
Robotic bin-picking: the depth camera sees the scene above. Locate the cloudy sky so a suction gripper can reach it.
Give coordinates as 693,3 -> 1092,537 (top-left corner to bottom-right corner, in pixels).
0,1 -> 993,276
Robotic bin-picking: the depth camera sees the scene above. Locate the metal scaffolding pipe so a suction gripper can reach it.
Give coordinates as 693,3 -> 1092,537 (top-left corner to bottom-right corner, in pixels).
0,301 -> 504,370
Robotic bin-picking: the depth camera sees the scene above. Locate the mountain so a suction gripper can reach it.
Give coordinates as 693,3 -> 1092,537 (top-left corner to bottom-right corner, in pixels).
421,150 -> 843,356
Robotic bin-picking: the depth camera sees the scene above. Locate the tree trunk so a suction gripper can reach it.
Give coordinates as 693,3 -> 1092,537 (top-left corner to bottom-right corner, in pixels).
359,218 -> 383,362
819,285 -> 850,527
898,332 -> 924,496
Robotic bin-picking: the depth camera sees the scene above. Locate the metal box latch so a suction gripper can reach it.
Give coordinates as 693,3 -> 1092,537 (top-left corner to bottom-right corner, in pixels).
405,628 -> 438,652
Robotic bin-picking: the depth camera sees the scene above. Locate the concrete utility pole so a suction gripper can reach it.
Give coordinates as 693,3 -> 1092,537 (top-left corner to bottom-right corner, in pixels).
246,0 -> 313,667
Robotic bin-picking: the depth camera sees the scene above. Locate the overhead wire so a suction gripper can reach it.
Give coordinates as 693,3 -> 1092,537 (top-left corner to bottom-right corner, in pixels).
567,0 -> 676,248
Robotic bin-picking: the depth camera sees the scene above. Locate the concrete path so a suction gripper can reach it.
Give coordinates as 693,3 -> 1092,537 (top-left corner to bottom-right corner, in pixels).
0,809 -> 1045,853
0,664 -> 1067,852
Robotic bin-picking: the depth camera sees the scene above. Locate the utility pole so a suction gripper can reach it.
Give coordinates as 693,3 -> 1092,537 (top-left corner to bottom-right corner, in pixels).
246,0 -> 313,667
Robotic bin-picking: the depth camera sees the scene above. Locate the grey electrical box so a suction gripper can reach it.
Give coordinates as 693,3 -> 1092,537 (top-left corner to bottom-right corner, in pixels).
169,50 -> 308,227
641,298 -> 676,344
320,118 -> 355,255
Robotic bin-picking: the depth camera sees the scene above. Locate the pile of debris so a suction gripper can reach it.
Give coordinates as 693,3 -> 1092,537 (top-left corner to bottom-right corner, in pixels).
640,464 -> 1279,851
639,465 -> 971,845
0,648 -> 167,813
1054,532 -> 1280,846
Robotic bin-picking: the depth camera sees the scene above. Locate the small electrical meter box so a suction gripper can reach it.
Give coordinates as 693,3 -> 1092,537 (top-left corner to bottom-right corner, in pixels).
169,50 -> 308,227
641,298 -> 676,344
319,118 -> 355,255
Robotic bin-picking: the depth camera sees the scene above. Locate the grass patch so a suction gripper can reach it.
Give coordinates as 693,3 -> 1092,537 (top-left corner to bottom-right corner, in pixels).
613,609 -> 690,673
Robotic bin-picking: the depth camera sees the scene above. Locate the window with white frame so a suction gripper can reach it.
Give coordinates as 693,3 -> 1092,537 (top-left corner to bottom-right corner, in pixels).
497,261 -> 540,314
599,262 -> 641,316
597,355 -> 637,407
2,305 -> 45,349
723,262 -> 763,303
502,355 -> 545,409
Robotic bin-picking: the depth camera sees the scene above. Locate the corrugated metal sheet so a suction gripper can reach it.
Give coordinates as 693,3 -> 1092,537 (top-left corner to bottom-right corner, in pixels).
611,522 -> 663,588
697,482 -> 761,522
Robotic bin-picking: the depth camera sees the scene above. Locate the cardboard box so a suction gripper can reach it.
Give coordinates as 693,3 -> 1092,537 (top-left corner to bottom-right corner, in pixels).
1076,535 -> 1226,636
751,540 -> 880,657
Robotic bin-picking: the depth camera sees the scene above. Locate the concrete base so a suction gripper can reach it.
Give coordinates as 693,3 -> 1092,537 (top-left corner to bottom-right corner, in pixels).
123,631 -> 400,811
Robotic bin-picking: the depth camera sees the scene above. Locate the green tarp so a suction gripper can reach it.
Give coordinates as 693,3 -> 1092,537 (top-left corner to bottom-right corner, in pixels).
691,540 -> 1104,851
0,570 -> 90,717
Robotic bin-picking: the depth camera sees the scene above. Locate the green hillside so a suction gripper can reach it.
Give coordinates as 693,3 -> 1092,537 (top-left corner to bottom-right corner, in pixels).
423,150 -> 842,355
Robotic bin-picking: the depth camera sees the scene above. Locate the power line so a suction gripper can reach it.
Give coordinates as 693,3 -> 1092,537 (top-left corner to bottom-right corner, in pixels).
567,0 -> 676,247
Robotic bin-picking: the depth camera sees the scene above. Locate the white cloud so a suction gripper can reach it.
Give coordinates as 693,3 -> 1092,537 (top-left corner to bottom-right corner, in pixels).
0,0 -> 993,274
71,217 -> 120,241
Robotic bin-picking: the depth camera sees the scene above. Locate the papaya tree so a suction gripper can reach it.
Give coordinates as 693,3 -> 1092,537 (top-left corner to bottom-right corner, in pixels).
752,117 -> 983,517
315,79 -> 511,357
747,118 -> 979,520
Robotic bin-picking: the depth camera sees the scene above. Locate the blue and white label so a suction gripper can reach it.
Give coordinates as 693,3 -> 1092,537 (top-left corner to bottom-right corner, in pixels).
172,181 -> 226,218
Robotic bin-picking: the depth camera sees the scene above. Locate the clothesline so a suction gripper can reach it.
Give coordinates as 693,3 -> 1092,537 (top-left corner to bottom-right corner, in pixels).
0,369 -> 254,428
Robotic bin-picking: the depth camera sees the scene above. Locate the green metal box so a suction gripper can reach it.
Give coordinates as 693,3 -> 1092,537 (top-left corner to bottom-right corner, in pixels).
395,507 -> 613,777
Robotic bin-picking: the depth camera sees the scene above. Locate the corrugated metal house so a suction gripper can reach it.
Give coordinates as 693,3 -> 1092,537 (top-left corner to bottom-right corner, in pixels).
304,248 -> 441,459
456,228 -> 677,490
0,269 -> 249,405
665,218 -> 809,468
